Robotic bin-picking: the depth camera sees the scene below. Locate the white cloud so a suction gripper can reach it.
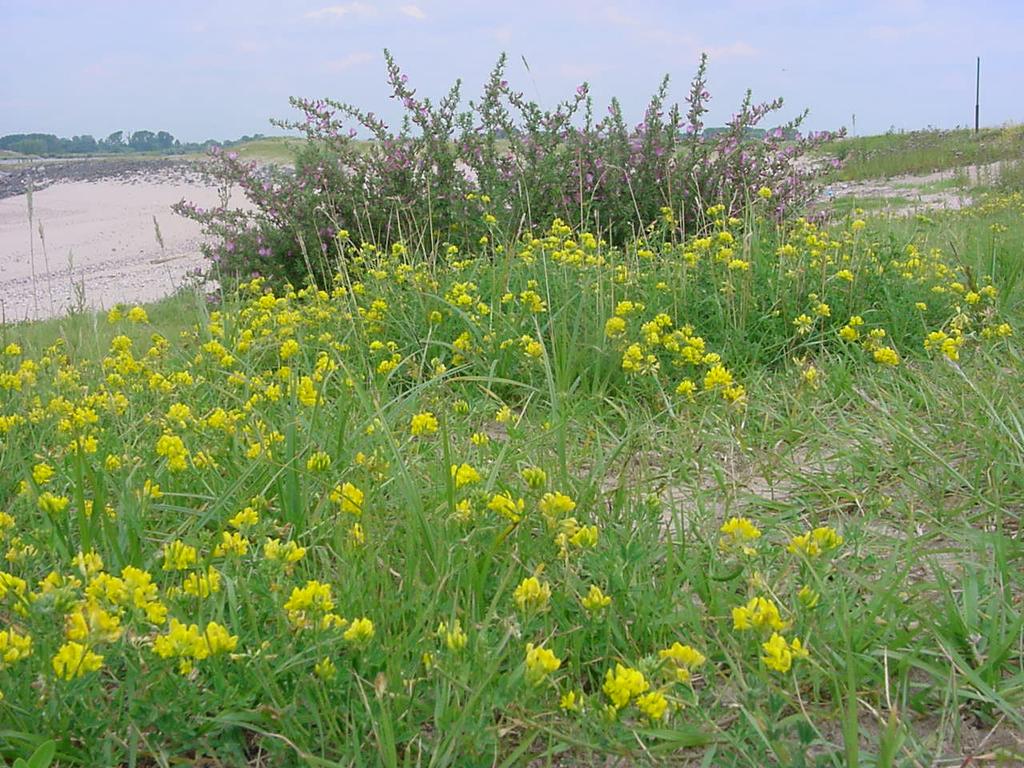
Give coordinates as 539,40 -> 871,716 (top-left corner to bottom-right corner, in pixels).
602,5 -> 755,59
304,3 -> 377,21
322,51 -> 375,72
399,4 -> 426,20
706,41 -> 758,59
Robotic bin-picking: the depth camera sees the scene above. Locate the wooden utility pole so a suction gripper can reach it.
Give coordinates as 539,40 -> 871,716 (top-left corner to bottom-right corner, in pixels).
975,57 -> 980,134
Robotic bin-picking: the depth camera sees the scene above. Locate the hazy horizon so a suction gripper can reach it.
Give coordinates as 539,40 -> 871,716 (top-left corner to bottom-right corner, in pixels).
1,0 -> 1021,142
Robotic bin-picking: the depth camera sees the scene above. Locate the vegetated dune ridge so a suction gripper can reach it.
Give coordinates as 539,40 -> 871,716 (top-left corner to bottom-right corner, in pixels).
0,160 -> 249,323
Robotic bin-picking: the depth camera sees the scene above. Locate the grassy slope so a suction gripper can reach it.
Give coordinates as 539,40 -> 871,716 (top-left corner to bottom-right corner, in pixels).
821,124 -> 1024,181
228,136 -> 305,165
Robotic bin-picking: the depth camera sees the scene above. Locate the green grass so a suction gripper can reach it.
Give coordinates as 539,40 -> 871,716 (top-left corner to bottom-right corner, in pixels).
229,137 -> 306,165
0,197 -> 1022,767
821,124 -> 1024,181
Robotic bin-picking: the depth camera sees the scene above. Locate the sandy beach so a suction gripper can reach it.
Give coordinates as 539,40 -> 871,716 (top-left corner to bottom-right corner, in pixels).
0,165 -> 242,323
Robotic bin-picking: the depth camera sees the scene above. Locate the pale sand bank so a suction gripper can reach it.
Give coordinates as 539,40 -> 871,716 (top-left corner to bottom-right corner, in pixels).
0,174 -> 242,323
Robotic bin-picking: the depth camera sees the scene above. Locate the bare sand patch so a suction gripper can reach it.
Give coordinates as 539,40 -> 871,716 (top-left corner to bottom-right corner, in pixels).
0,172 -> 243,322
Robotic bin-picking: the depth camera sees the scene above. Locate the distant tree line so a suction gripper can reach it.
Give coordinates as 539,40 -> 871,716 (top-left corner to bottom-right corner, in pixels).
0,131 -> 267,157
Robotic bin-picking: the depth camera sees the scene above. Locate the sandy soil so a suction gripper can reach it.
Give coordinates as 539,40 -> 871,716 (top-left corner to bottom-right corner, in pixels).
820,160 -> 1007,213
0,172 -> 245,323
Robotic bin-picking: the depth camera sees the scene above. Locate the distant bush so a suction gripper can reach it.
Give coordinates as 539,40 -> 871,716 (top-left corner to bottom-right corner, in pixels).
0,131 -> 269,157
176,52 -> 837,289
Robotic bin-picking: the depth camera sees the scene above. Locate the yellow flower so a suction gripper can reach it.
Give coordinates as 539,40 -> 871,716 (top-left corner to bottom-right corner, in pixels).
659,642 -> 706,683
520,466 -> 547,489
315,656 -> 337,680
761,632 -> 809,673
155,433 -> 189,472
279,338 -> 300,360
348,523 -> 366,547
873,346 -> 900,366
798,585 -> 820,608
798,363 -> 820,389
615,300 -> 644,317
306,450 -> 332,472
524,642 -> 561,685
703,363 -> 734,391
450,463 -> 481,488
560,689 -> 582,712
513,576 -> 551,613
203,621 -> 238,655
488,492 -> 525,523
37,492 -> 70,515
602,664 -> 648,709
0,571 -> 28,601
788,526 -> 844,558
32,462 -> 55,485
0,628 -> 32,668
284,580 -> 335,627
719,516 -> 761,555
66,602 -> 122,643
343,617 -> 375,645
166,402 -> 192,426
154,619 -> 235,673
264,537 -> 306,564
580,584 -> 611,612
213,531 -> 249,557
437,620 -> 468,651
410,411 -> 439,436
52,641 -> 103,680
330,482 -> 364,516
127,306 -> 149,323
297,376 -> 319,407
636,691 -> 668,720
229,506 -> 259,529
568,524 -> 599,548
604,316 -> 627,338
73,551 -> 104,576
732,596 -> 788,632
182,566 -> 221,598
538,491 -> 576,519
675,378 -> 696,399
839,324 -> 860,342
142,479 -> 163,499
758,186 -> 773,200
162,540 -> 197,571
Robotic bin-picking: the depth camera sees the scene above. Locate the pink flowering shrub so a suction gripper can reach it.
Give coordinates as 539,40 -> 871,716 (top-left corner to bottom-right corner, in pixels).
175,51 -> 838,288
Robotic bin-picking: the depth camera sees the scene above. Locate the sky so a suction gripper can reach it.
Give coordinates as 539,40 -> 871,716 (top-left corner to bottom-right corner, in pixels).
1,0 -> 1022,141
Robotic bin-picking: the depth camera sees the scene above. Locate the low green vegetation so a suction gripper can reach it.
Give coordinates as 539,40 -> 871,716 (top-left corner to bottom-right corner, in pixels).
822,124 -> 1024,181
228,137 -> 306,165
0,187 -> 1022,765
2,50 -> 1023,764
